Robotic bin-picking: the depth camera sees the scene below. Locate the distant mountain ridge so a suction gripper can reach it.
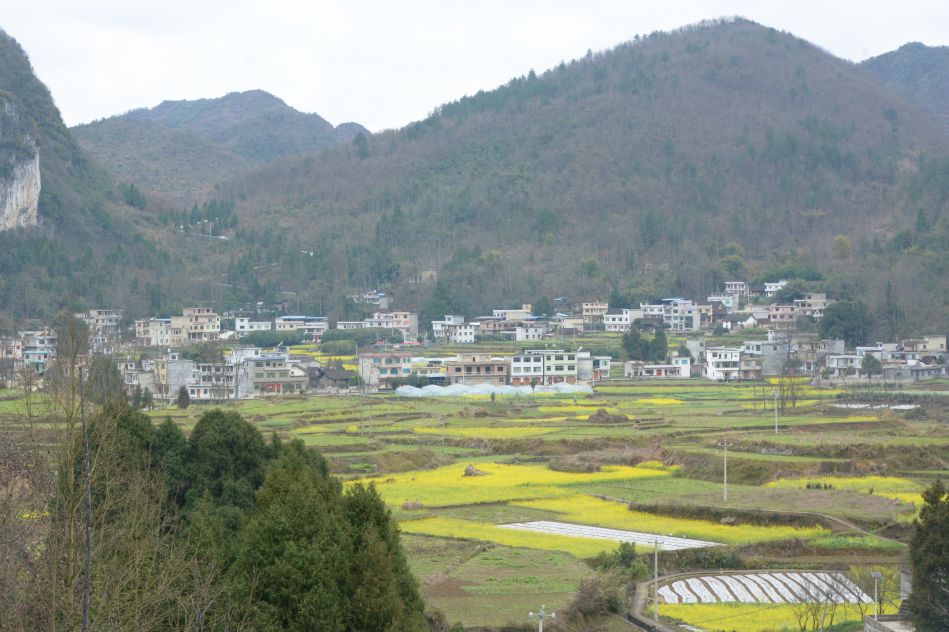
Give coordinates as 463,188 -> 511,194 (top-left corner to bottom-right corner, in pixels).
217,19 -> 949,330
861,42 -> 949,129
72,90 -> 367,204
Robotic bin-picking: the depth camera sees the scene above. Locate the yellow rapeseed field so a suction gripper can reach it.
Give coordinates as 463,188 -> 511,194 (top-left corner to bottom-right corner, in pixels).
356,462 -> 673,507
513,496 -> 829,545
399,516 -> 615,558
412,426 -> 563,439
660,603 -> 862,632
635,398 -> 684,405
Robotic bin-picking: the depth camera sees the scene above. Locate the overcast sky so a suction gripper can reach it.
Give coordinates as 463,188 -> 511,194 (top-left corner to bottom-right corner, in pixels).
5,1 -> 949,131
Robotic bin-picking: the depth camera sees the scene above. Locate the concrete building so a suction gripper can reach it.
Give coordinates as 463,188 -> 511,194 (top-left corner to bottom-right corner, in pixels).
243,353 -> 308,396
794,293 -> 834,320
75,308 -> 123,353
358,351 -> 413,387
580,301 -> 609,326
135,318 -> 174,347
769,304 -> 797,327
235,317 -> 272,337
510,349 -> 579,386
444,354 -> 509,385
764,280 -> 788,297
723,281 -> 749,298
624,356 -> 690,378
515,325 -> 547,341
661,298 -> 700,332
705,347 -> 741,380
274,315 -> 328,339
19,329 -> 57,375
603,308 -> 644,333
170,307 -> 221,343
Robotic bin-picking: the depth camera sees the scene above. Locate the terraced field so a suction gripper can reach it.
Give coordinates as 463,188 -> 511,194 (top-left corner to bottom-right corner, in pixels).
3,367 -> 943,630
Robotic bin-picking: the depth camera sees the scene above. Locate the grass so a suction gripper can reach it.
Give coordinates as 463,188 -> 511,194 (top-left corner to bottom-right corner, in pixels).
765,475 -> 925,509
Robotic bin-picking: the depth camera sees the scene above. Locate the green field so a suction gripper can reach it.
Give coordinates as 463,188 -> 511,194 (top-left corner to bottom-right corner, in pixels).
2,375 -> 941,630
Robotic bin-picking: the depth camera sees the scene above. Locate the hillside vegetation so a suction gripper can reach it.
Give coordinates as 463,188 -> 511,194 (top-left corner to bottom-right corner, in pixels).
0,29 -> 169,325
862,42 -> 949,129
72,90 -> 367,204
216,19 -> 949,331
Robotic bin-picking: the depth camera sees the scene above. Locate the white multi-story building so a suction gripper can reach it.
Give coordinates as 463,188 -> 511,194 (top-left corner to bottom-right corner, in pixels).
235,317 -> 273,337
793,293 -> 834,320
707,293 -> 737,312
661,298 -> 700,332
580,301 -> 609,325
705,347 -> 741,381
515,325 -> 547,342
274,315 -> 328,338
510,349 -> 579,386
431,315 -> 478,344
764,280 -> 788,297
135,318 -> 174,347
625,356 -> 691,378
724,281 -> 749,298
75,309 -> 124,352
603,308 -> 644,333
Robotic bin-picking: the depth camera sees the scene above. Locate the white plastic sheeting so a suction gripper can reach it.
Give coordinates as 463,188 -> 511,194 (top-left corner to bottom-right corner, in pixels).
658,572 -> 874,604
498,520 -> 720,550
395,383 -> 594,397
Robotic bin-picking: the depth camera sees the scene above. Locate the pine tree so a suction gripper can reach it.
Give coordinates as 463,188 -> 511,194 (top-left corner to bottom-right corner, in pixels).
909,480 -> 949,630
622,329 -> 643,360
176,385 -> 190,409
650,328 -> 668,362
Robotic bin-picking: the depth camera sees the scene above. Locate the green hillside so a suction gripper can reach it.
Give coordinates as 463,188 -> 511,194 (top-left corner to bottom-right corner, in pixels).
216,19 -> 949,332
862,42 -> 949,129
72,90 -> 367,204
0,28 -> 169,325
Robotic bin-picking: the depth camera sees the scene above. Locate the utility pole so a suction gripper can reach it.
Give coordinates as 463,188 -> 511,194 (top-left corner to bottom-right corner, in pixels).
439,416 -> 447,456
80,370 -> 92,632
528,605 -> 555,632
654,538 -> 660,623
720,440 -> 731,502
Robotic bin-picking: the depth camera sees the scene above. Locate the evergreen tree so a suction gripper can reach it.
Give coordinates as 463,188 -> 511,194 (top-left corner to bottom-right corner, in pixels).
142,387 -> 154,409
820,301 -> 874,347
176,385 -> 190,409
909,480 -> 949,631
878,280 -> 905,342
532,295 -> 553,317
87,355 -> 126,405
650,328 -> 668,362
622,329 -> 643,360
131,384 -> 143,409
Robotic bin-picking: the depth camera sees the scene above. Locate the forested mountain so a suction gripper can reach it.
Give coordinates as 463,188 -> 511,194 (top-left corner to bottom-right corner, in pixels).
862,42 -> 949,129
0,28 -> 169,326
218,19 -> 949,332
72,90 -> 367,204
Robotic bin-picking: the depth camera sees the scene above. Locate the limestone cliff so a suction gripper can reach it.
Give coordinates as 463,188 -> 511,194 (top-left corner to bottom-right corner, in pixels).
0,98 -> 40,230
0,150 -> 39,230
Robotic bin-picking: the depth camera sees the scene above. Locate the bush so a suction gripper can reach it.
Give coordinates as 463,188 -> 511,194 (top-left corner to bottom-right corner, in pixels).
241,330 -> 305,347
321,328 -> 403,346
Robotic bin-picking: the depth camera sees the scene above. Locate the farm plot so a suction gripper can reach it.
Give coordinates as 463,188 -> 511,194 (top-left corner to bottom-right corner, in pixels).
499,521 -> 720,550
658,572 -> 873,605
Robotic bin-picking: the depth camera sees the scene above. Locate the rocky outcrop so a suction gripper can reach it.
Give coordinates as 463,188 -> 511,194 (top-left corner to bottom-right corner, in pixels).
0,97 -> 40,230
0,151 -> 40,230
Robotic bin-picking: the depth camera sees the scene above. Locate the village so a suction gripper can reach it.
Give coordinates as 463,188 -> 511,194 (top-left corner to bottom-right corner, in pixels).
0,279 -> 944,403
